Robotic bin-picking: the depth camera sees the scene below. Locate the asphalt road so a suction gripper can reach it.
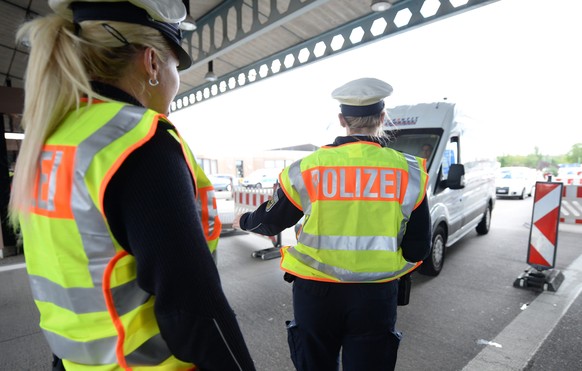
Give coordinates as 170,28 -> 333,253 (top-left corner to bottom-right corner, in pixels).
1,196 -> 581,370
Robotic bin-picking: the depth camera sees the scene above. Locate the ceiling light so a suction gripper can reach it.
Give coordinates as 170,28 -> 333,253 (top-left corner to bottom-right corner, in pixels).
205,61 -> 217,82
5,132 -> 24,140
180,15 -> 197,31
371,0 -> 397,12
180,1 -> 197,31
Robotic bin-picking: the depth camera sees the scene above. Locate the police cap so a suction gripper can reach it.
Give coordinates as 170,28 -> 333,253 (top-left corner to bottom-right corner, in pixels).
49,0 -> 192,71
331,77 -> 393,117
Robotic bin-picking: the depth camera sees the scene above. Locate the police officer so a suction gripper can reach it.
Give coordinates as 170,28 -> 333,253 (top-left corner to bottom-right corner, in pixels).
237,77 -> 431,371
10,0 -> 255,369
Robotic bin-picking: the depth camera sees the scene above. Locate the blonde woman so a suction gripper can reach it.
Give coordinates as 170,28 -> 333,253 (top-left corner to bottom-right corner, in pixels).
10,0 -> 255,369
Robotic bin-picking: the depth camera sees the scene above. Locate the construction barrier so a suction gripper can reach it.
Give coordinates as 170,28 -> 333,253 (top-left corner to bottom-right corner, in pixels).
527,181 -> 562,269
514,181 -> 565,292
234,187 -> 273,214
559,185 -> 582,224
233,186 -> 281,250
554,176 -> 582,186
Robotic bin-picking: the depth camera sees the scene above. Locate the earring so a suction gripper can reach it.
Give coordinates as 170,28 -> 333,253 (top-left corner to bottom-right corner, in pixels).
148,78 -> 159,86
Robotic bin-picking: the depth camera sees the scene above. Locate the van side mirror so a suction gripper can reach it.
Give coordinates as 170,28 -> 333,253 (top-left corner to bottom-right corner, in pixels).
447,164 -> 465,190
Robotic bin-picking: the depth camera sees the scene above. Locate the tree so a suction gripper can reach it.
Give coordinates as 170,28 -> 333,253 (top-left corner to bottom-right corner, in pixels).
566,143 -> 582,164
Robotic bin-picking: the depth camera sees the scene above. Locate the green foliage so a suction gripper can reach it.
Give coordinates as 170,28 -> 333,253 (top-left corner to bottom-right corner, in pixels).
497,144 -> 580,176
566,143 -> 582,163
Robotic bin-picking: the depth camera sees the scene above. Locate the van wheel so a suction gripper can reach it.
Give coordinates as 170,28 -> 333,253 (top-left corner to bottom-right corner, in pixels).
476,204 -> 491,235
419,226 -> 446,276
519,188 -> 526,199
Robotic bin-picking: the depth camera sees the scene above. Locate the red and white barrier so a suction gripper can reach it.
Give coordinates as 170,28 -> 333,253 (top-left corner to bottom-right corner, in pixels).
560,185 -> 582,224
234,187 -> 274,214
527,182 -> 563,269
554,177 -> 582,185
233,186 -> 281,248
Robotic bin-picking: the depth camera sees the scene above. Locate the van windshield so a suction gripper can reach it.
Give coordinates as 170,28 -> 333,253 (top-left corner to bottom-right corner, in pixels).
385,129 -> 442,170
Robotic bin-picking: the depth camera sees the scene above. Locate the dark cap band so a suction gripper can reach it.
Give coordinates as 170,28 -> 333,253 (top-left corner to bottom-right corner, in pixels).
340,100 -> 385,117
71,2 -> 192,70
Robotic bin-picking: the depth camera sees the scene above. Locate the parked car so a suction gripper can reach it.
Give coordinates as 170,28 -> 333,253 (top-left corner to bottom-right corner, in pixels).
496,166 -> 537,199
241,168 -> 281,188
209,174 -> 234,192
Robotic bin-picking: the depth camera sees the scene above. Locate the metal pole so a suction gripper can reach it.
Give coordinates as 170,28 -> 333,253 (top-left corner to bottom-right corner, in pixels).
0,114 -> 15,255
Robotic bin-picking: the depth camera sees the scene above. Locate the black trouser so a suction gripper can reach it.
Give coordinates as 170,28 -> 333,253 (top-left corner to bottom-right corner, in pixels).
52,354 -> 65,371
286,278 -> 401,371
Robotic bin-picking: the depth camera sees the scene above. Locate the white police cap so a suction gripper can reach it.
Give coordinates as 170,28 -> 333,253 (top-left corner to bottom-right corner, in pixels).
49,0 -> 186,23
49,0 -> 192,70
331,77 -> 393,117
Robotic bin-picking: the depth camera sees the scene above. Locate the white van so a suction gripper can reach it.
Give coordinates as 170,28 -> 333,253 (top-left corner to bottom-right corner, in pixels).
384,102 -> 497,276
496,166 -> 537,199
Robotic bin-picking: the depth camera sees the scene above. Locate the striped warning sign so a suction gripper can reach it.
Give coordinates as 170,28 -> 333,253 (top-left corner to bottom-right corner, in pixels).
527,181 -> 563,269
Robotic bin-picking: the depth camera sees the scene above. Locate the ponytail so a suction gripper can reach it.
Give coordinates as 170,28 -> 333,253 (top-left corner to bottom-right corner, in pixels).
9,14 -> 172,228
9,15 -> 92,228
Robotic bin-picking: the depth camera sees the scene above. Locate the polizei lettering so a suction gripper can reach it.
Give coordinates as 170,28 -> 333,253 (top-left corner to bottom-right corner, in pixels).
305,166 -> 404,201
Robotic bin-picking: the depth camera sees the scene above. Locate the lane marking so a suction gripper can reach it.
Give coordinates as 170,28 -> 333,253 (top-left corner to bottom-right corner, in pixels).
0,262 -> 26,273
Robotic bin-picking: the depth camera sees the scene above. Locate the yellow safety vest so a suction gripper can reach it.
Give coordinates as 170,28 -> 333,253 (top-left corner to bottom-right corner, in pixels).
278,141 -> 428,283
165,130 -> 221,253
20,101 -> 218,370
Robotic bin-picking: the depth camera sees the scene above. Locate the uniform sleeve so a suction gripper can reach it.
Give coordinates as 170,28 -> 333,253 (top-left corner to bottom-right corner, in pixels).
400,196 -> 431,262
238,188 -> 304,236
103,123 -> 255,371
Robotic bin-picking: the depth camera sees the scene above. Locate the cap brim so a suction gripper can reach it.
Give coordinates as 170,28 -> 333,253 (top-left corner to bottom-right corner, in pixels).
172,43 -> 192,71
69,2 -> 192,71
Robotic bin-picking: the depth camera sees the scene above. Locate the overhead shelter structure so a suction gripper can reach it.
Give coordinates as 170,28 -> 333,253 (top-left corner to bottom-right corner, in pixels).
0,0 -> 498,257
1,0 -> 499,107
171,0 -> 499,111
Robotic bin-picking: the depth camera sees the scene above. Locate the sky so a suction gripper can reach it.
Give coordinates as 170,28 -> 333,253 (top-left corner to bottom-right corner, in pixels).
170,0 -> 582,158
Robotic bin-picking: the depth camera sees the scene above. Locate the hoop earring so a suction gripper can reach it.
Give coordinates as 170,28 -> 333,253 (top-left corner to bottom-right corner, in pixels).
148,78 -> 159,87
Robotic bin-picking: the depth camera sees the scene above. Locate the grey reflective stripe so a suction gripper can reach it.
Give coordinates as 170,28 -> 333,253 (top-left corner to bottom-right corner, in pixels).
44,329 -> 118,364
29,274 -> 106,313
74,105 -> 146,284
125,333 -> 172,365
29,275 -> 150,316
398,153 -> 423,246
205,189 -> 218,232
287,160 -> 311,214
46,330 -> 172,366
111,280 -> 151,316
286,246 -> 417,282
298,232 -> 399,252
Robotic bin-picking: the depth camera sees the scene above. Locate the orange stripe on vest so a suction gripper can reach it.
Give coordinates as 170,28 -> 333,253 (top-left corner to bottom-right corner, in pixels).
302,166 -> 408,203
31,145 -> 76,219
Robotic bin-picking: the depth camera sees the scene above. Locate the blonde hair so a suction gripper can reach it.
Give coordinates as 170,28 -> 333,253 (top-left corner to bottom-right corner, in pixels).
9,14 -> 173,228
342,112 -> 387,139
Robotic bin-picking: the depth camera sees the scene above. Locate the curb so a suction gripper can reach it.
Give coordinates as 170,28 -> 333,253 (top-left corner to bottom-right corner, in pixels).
463,254 -> 582,370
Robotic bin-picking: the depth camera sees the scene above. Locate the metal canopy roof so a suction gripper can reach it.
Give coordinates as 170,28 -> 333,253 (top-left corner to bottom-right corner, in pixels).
1,0 -> 497,112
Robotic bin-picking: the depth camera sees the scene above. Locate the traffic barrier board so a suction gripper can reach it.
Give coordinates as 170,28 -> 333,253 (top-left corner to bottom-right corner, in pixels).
527,181 -> 563,269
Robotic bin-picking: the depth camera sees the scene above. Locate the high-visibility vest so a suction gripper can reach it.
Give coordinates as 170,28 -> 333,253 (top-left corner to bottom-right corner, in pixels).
165,130 -> 221,253
20,102 -> 217,370
278,141 -> 429,283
